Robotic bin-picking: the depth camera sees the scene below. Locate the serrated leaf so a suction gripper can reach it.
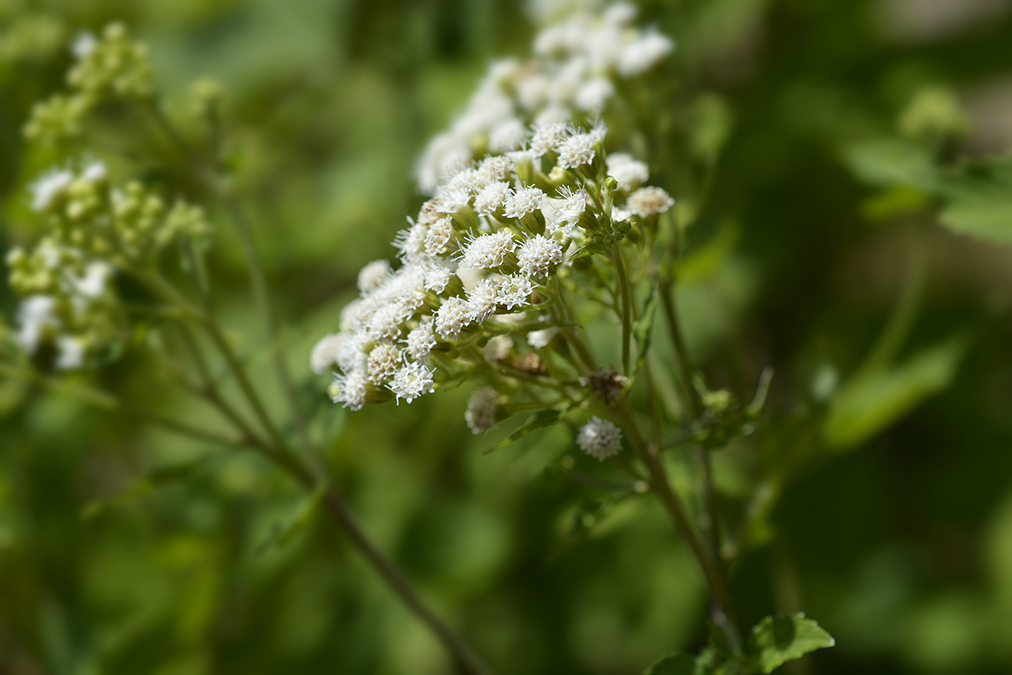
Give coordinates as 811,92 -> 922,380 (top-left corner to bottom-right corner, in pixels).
750,613 -> 835,673
483,408 -> 564,455
824,334 -> 968,449
643,653 -> 698,675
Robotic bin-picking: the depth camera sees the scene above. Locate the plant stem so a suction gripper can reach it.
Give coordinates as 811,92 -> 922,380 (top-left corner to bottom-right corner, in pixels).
612,396 -> 743,655
612,245 -> 634,375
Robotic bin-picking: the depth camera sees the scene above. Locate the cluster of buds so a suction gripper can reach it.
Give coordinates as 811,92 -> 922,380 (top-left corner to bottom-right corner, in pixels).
415,2 -> 674,193
312,114 -> 673,461
24,23 -> 152,144
6,161 -> 208,369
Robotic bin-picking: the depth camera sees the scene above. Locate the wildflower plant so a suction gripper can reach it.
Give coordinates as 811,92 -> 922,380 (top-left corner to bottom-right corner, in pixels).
1,7 -> 851,675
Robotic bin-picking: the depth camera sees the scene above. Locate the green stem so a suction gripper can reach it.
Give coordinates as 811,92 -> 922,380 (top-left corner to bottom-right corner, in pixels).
612,396 -> 743,655
612,245 -> 634,375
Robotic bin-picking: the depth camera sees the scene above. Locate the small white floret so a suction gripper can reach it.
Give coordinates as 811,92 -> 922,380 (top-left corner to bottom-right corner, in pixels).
494,274 -> 533,310
434,296 -> 473,340
465,387 -> 499,434
517,234 -> 563,278
504,186 -> 545,220
388,361 -> 435,404
405,320 -> 437,362
310,333 -> 343,374
330,370 -> 368,411
576,416 -> 623,461
30,168 -> 74,212
627,186 -> 675,217
606,153 -> 650,193
556,132 -> 597,170
367,342 -> 402,384
460,230 -> 516,271
474,181 -> 512,216
488,118 -> 528,153
357,259 -> 392,293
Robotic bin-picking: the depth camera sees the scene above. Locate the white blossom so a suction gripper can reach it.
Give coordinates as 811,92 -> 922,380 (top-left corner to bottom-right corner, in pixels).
55,336 -> 86,370
465,387 -> 499,434
477,155 -> 514,184
495,274 -> 534,310
388,361 -> 435,404
488,118 -> 528,152
405,320 -> 437,362
618,31 -> 675,77
607,153 -> 650,192
527,326 -> 560,348
310,333 -> 343,374
576,416 -> 623,460
556,131 -> 598,170
367,342 -> 402,384
530,121 -> 569,156
30,169 -> 74,212
575,77 -> 615,112
517,234 -> 563,278
474,181 -> 512,216
460,230 -> 516,271
504,186 -> 545,220
435,296 -> 473,340
627,186 -> 674,217
424,217 -> 455,256
482,335 -> 513,361
330,370 -> 369,411
466,278 -> 500,322
15,295 -> 58,352
357,259 -> 392,293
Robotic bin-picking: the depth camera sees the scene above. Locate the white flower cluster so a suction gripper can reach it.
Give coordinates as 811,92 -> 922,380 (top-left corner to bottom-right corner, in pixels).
6,241 -> 115,370
314,121 -> 614,411
415,2 -> 674,194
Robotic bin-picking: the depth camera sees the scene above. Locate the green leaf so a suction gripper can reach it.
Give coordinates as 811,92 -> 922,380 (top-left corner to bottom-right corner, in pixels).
483,408 -> 564,455
841,139 -> 936,192
643,653 -> 698,675
750,613 -> 835,673
824,334 -> 968,449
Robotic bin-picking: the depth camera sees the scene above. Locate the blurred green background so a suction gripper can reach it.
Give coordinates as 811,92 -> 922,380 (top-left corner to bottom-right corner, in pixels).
3,0 -> 1012,673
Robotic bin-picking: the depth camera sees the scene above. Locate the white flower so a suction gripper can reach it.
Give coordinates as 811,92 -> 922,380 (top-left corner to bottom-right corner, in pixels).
388,361 -> 435,403
627,186 -> 674,217
335,331 -> 368,372
477,155 -> 513,184
495,274 -> 534,310
474,181 -> 512,216
393,222 -> 428,263
527,326 -> 560,348
367,342 -> 402,384
81,161 -> 106,183
421,258 -> 455,293
618,31 -> 675,77
482,335 -> 513,361
504,186 -> 545,220
55,336 -> 86,370
575,77 -> 615,112
556,131 -> 598,170
445,168 -> 484,195
310,333 -> 343,374
606,153 -> 650,192
366,301 -> 407,342
405,320 -> 437,361
330,370 -> 369,411
435,296 -> 473,340
424,217 -> 455,256
73,261 -> 112,298
543,187 -> 587,238
517,234 -> 563,278
434,184 -> 473,215
72,31 -> 98,59
530,121 -> 569,156
488,118 -> 528,152
460,230 -> 516,270
576,416 -> 623,461
465,387 -> 499,434
357,259 -> 391,293
466,278 -> 499,322
15,295 -> 58,352
30,168 -> 74,212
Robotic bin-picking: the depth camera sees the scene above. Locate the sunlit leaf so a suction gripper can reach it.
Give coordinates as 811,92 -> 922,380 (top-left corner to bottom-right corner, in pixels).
824,335 -> 968,449
750,613 -> 835,673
